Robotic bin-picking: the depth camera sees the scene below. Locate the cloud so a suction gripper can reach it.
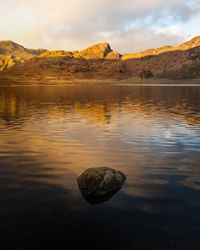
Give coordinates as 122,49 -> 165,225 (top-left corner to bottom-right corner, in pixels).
97,25 -> 189,54
0,0 -> 199,52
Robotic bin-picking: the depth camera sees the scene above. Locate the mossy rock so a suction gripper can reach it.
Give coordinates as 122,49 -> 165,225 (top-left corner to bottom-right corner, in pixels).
77,167 -> 126,197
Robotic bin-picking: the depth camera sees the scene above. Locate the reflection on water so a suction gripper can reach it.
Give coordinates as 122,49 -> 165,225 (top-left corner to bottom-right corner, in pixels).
79,188 -> 121,204
0,85 -> 200,250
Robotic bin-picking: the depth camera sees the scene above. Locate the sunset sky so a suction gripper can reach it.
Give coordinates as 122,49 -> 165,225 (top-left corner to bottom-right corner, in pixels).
0,0 -> 200,53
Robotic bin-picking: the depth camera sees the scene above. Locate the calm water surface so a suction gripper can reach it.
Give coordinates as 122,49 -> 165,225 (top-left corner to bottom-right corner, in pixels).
0,85 -> 200,250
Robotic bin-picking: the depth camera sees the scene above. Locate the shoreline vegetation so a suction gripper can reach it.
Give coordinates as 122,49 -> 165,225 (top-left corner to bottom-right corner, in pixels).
1,36 -> 200,85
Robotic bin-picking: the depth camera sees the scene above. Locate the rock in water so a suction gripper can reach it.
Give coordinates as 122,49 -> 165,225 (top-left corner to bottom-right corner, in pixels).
77,167 -> 126,198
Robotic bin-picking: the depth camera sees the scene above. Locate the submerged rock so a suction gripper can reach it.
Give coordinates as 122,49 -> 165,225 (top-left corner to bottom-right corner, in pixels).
77,167 -> 126,203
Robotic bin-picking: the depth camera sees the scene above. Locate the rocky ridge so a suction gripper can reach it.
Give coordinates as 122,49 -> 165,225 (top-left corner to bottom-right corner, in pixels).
0,36 -> 200,80
39,42 -> 121,60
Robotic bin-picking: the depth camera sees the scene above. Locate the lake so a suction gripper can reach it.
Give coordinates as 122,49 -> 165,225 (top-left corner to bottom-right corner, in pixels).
0,84 -> 200,250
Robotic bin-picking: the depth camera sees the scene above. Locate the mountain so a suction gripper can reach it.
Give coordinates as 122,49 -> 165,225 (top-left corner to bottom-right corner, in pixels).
0,40 -> 46,71
0,36 -> 200,82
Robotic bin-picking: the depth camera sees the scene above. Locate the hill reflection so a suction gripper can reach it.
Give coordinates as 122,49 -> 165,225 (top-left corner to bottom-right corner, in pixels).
0,85 -> 200,127
0,85 -> 200,195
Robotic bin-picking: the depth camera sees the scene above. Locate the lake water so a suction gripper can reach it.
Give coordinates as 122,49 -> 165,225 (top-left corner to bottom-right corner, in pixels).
0,85 -> 200,250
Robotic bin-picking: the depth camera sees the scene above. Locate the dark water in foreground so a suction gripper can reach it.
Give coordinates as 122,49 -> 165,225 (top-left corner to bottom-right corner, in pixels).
0,85 -> 200,250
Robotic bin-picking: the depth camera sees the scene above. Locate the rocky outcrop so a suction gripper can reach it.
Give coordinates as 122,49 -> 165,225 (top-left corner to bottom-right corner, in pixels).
0,55 -> 23,71
78,42 -> 112,59
38,42 -> 116,60
38,50 -> 74,58
106,51 -> 121,59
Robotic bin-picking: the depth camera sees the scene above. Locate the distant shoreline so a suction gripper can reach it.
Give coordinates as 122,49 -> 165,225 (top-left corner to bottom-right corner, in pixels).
0,76 -> 200,86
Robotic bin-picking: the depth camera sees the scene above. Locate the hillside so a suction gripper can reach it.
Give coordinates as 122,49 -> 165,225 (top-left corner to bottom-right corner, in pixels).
0,36 -> 200,82
0,40 -> 46,71
122,35 -> 200,59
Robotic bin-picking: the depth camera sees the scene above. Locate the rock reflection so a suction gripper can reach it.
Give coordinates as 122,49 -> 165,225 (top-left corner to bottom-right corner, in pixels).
79,187 -> 121,204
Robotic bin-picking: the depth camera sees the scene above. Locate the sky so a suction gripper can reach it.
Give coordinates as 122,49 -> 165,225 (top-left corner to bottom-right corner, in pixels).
0,0 -> 200,53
